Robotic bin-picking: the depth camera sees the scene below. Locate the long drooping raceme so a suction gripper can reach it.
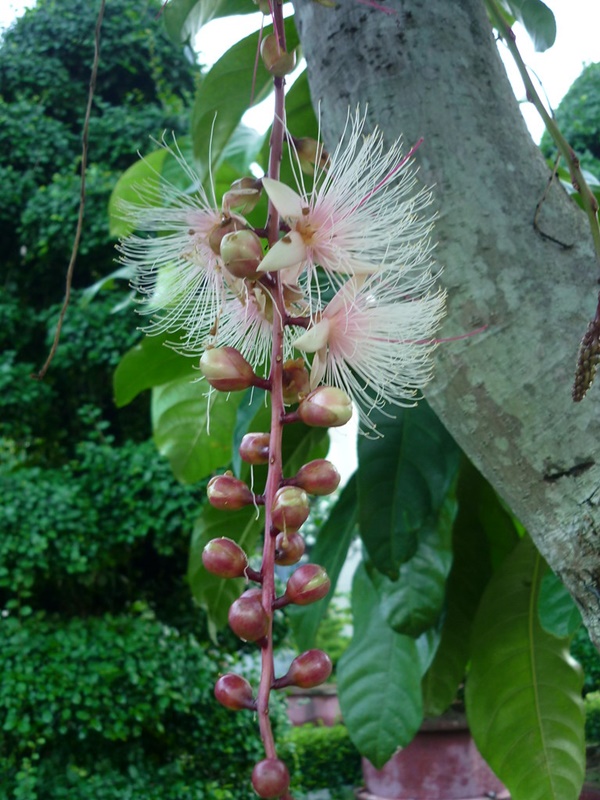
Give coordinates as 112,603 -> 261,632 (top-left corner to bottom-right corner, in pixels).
118,4 -> 443,796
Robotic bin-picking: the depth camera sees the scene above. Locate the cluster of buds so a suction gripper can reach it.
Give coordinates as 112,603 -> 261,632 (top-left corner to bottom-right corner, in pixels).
199,344 -> 348,798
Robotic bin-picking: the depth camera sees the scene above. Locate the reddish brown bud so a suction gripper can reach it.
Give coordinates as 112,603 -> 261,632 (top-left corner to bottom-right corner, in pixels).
222,177 -> 262,215
208,215 -> 246,255
282,358 -> 311,404
214,673 -> 255,710
271,486 -> 310,532
220,229 -> 263,280
287,649 -> 333,688
293,459 -> 341,496
298,387 -> 353,428
200,346 -> 256,392
275,531 -> 306,566
285,564 -> 330,606
228,595 -> 269,642
202,537 -> 248,578
239,432 -> 271,465
260,33 -> 297,77
207,473 -> 254,510
251,758 -> 290,798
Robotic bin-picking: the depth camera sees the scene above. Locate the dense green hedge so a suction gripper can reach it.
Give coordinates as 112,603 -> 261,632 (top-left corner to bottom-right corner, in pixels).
0,610 -> 286,800
286,724 -> 362,796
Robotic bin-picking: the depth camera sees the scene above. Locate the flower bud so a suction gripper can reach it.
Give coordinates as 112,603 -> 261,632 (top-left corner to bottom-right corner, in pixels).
282,358 -> 311,404
293,459 -> 341,496
287,649 -> 333,688
202,537 -> 248,578
252,758 -> 290,799
239,432 -> 271,465
200,346 -> 256,392
207,473 -> 254,510
214,673 -> 255,710
294,136 -> 330,175
260,34 -> 297,77
222,177 -> 262,215
298,387 -> 353,428
228,595 -> 269,642
208,215 -> 246,255
285,564 -> 330,606
252,0 -> 271,11
274,530 -> 305,566
271,486 -> 310,532
220,229 -> 264,280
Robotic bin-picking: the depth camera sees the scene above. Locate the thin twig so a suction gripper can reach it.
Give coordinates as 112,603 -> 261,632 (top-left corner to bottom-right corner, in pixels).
32,0 -> 106,381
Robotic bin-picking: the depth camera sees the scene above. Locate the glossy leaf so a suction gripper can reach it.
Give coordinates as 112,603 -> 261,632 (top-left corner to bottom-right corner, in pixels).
503,0 -> 556,52
114,335 -> 195,408
422,460 -> 503,717
466,536 -> 585,800
163,0 -> 254,46
152,378 -> 241,483
188,504 -> 263,632
538,569 -> 582,638
108,148 -> 167,237
357,402 -> 460,578
338,563 -> 423,768
289,476 -> 358,651
367,493 -> 456,638
191,17 -> 299,177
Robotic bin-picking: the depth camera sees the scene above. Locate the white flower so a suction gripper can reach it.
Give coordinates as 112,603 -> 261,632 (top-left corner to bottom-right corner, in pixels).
293,269 -> 446,433
258,110 -> 434,293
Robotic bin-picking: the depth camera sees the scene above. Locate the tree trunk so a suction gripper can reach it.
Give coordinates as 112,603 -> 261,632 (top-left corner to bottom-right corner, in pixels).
292,0 -> 600,644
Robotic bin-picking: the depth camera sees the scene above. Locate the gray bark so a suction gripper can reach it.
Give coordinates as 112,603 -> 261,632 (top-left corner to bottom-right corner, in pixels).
292,0 -> 600,643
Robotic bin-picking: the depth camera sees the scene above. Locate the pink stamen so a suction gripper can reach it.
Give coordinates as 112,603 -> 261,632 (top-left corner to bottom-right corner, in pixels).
250,14 -> 266,106
355,0 -> 397,13
355,137 -> 424,211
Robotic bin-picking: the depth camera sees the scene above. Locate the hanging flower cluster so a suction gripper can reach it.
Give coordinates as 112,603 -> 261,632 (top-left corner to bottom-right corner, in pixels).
118,111 -> 444,433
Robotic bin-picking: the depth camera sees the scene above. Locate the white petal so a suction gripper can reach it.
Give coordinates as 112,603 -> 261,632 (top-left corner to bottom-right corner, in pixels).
258,231 -> 307,273
293,318 -> 331,353
262,178 -> 305,219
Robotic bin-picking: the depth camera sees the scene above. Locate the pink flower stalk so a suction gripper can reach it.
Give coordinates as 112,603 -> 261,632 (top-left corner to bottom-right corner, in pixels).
293,271 -> 445,433
259,111 -> 434,297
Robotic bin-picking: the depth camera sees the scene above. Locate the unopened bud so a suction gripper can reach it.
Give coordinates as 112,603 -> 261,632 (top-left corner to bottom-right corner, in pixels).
261,33 -> 297,77
287,649 -> 333,688
223,177 -> 262,215
271,486 -> 310,532
252,758 -> 290,799
208,215 -> 246,255
252,0 -> 271,11
228,594 -> 269,642
285,564 -> 330,606
220,230 -> 263,280
214,673 -> 255,710
295,136 -> 330,175
200,346 -> 256,392
282,358 -> 311,404
293,459 -> 340,495
275,530 -> 305,566
297,387 -> 353,428
207,473 -> 254,510
239,432 -> 271,465
202,537 -> 248,578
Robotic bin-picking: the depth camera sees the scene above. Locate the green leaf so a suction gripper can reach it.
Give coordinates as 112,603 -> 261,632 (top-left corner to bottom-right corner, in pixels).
357,402 -> 460,578
191,17 -> 299,176
503,0 -> 556,51
152,379 -> 241,483
108,148 -> 167,238
289,476 -> 358,651
422,459 -> 502,717
466,536 -> 585,800
114,335 -> 195,407
367,493 -> 457,638
163,0 -> 255,46
538,570 -> 582,638
188,504 -> 263,630
338,563 -> 423,768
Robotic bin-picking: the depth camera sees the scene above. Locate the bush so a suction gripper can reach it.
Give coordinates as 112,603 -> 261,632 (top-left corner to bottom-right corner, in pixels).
586,692 -> 600,744
571,624 -> 600,695
286,724 -> 362,796
0,609 -> 286,800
